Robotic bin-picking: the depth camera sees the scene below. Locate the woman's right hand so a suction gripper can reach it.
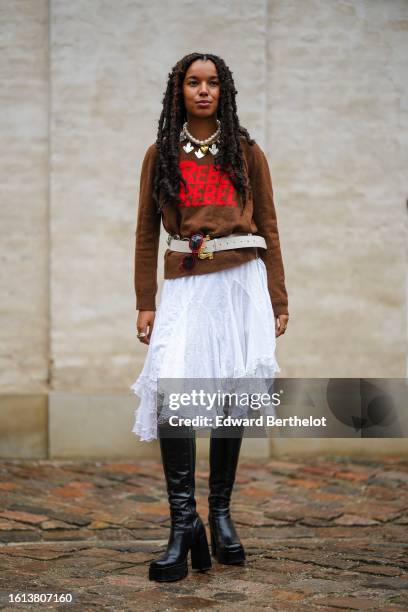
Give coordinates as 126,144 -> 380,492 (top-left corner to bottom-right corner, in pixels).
136,310 -> 156,345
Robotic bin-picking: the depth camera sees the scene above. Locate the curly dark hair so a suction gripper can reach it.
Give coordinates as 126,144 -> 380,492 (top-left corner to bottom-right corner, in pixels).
152,52 -> 256,214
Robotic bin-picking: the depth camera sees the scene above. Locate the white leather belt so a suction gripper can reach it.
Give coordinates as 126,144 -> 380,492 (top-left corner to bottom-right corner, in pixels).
167,233 -> 267,254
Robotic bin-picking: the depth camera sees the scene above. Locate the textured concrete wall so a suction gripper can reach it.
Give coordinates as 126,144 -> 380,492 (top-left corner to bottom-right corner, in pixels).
1,0 -> 407,397
0,0 -> 49,392
47,0 -> 406,389
267,0 -> 407,377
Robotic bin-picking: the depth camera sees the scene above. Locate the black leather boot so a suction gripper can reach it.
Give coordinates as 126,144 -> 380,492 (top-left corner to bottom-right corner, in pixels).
149,425 -> 212,582
208,425 -> 246,565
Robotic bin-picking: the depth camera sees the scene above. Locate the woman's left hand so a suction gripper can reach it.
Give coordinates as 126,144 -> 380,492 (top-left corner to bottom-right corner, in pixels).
275,314 -> 289,338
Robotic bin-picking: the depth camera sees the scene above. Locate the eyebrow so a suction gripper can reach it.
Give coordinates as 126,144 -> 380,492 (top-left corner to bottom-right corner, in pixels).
186,74 -> 219,79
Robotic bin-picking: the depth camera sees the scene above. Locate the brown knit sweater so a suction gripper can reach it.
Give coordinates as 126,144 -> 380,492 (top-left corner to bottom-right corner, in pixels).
134,137 -> 289,317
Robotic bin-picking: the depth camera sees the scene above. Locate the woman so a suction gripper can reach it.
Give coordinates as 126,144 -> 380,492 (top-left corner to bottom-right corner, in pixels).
130,52 -> 289,582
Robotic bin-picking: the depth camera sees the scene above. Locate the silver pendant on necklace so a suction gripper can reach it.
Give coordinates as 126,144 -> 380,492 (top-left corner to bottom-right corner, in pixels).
183,141 -> 194,154
182,139 -> 219,158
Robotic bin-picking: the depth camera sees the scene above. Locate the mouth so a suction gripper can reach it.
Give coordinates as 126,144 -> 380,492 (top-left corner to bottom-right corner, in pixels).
196,100 -> 211,108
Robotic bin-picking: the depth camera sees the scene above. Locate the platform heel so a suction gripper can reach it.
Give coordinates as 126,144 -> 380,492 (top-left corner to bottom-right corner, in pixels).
190,516 -> 212,571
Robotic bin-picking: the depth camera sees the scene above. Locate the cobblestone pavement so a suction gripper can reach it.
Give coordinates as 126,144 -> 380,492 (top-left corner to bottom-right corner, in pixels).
0,455 -> 407,611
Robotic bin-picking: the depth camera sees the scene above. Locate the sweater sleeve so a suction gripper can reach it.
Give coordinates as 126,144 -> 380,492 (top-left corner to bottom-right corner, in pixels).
134,144 -> 162,311
248,143 -> 289,317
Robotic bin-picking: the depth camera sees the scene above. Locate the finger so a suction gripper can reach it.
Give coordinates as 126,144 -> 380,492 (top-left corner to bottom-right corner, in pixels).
279,320 -> 287,336
138,318 -> 155,345
275,317 -> 287,338
144,324 -> 151,345
147,316 -> 156,344
137,326 -> 149,345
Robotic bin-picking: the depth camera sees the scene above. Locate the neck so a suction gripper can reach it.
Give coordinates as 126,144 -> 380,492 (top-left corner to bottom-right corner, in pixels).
186,116 -> 218,140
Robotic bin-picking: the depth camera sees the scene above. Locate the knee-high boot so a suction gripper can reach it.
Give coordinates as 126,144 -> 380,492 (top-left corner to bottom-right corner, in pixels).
208,425 -> 246,565
149,425 -> 212,582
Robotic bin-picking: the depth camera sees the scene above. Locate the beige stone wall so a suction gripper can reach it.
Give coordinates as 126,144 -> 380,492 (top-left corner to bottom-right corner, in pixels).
0,0 -> 49,392
0,1 -> 407,456
266,0 -> 407,378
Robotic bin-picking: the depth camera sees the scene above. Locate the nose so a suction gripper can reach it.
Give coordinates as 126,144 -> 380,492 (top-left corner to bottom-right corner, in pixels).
198,82 -> 209,96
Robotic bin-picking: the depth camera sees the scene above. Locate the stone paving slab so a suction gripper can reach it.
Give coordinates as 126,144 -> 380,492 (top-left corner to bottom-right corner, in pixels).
0,456 -> 407,610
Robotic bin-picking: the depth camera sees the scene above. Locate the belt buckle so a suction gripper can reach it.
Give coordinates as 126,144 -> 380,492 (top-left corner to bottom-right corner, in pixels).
198,234 -> 214,260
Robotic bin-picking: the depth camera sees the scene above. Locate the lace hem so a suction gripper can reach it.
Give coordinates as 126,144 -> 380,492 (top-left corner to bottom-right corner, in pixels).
130,354 -> 281,442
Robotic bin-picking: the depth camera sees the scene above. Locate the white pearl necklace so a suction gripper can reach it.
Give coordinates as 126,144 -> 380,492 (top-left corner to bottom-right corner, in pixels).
182,119 -> 221,146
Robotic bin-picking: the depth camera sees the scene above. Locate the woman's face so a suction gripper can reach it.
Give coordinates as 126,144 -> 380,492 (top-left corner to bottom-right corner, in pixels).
182,59 -> 220,120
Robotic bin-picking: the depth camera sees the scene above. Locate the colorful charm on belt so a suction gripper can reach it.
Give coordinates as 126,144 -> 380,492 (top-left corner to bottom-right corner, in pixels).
178,233 -> 214,272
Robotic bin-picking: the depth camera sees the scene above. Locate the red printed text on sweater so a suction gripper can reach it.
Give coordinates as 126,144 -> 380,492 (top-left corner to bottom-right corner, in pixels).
178,160 -> 238,207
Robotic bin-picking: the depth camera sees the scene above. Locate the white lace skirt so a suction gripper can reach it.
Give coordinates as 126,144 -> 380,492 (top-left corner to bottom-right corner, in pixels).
130,257 -> 281,441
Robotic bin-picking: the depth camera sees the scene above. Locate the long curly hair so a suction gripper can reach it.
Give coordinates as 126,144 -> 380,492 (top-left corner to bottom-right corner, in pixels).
152,52 -> 256,214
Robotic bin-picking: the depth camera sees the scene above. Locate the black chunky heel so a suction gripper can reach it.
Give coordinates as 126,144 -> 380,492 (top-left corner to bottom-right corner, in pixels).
208,427 -> 246,565
149,426 -> 211,582
210,525 -> 217,557
190,517 -> 212,571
